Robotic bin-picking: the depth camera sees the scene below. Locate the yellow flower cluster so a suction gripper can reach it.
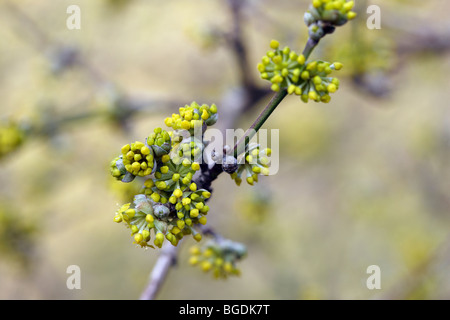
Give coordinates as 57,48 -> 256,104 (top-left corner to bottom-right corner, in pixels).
141,159 -> 201,203
147,127 -> 171,157
173,189 -> 210,232
258,40 -> 307,94
114,196 -> 177,248
121,141 -> 155,177
114,188 -> 209,248
110,102 -> 220,249
164,102 -> 218,133
189,239 -> 246,279
170,137 -> 204,165
230,144 -> 271,186
298,60 -> 342,103
258,40 -> 342,103
309,0 -> 356,26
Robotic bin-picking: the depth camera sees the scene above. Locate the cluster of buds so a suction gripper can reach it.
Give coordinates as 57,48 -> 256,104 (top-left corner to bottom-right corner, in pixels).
164,102 -> 218,134
305,0 -> 356,40
121,141 -> 155,178
173,189 -> 210,230
189,238 -> 247,279
114,195 -> 184,248
0,121 -> 25,159
230,144 -> 271,186
114,187 -> 210,249
298,60 -> 342,103
110,102 -> 218,248
146,127 -> 171,157
258,40 -> 307,94
258,40 -> 342,103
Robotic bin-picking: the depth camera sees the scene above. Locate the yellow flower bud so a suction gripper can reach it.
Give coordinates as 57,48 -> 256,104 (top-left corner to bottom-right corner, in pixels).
141,146 -> 151,155
201,260 -> 212,272
194,233 -> 202,242
134,233 -> 144,243
347,11 -> 357,20
150,192 -> 160,202
224,262 -> 233,273
160,166 -> 169,174
190,209 -> 199,218
269,39 -> 279,49
161,154 -> 170,163
189,256 -> 199,265
327,83 -> 337,93
191,162 -> 200,171
181,120 -> 191,130
198,216 -> 207,225
190,246 -> 201,255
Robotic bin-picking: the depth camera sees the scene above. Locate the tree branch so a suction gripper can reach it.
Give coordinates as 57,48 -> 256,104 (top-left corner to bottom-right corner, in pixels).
139,242 -> 180,300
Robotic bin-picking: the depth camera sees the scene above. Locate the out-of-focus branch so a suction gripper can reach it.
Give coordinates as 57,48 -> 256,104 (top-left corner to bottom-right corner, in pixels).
197,224 -> 225,243
225,0 -> 254,91
216,0 -> 272,143
4,1 -> 109,88
2,2 -> 184,141
382,12 -> 450,55
350,3 -> 450,97
3,1 -> 185,111
31,93 -> 185,136
139,242 -> 180,300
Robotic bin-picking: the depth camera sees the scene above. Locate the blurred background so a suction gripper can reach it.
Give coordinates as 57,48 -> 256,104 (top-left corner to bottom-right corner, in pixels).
1,0 -> 450,299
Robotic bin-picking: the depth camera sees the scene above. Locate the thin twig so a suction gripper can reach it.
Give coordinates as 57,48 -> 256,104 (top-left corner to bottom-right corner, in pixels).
233,89 -> 287,156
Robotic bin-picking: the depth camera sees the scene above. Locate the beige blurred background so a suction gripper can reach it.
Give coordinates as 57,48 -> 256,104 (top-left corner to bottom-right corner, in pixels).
0,0 -> 450,299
